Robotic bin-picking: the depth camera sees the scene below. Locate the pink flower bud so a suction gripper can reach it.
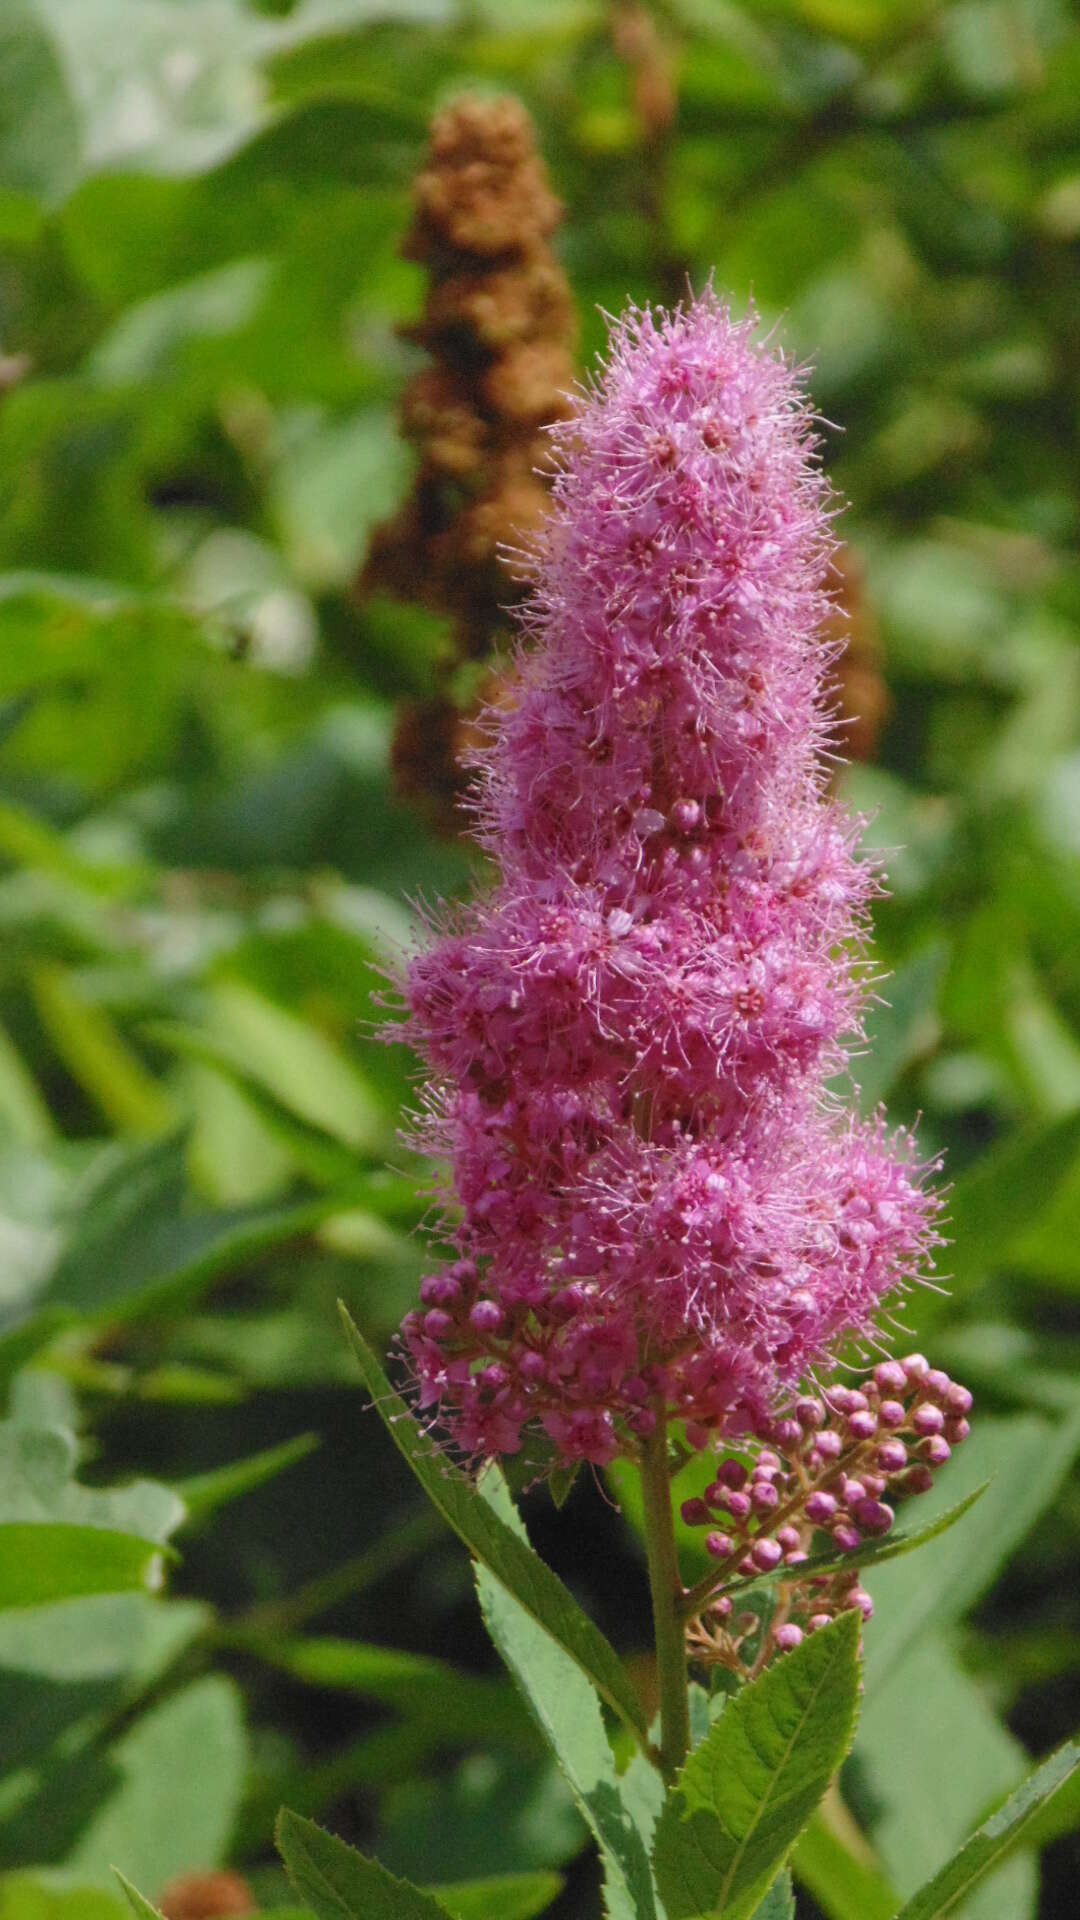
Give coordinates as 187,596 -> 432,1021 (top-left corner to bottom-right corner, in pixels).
776,1623 -> 804,1651
878,1399 -> 907,1428
752,1480 -> 780,1512
833,1522 -> 862,1552
805,1490 -> 838,1524
807,1612 -> 833,1632
854,1497 -> 893,1536
796,1397 -> 826,1429
912,1404 -> 945,1437
902,1353 -> 930,1381
919,1434 -> 952,1467
705,1531 -> 735,1559
751,1537 -> 783,1572
470,1300 -> 503,1334
876,1439 -> 907,1472
849,1587 -> 874,1620
714,1459 -> 749,1490
815,1430 -> 843,1460
848,1409 -> 878,1441
874,1360 -> 907,1395
944,1416 -> 970,1444
946,1383 -> 973,1415
681,1498 -> 711,1527
777,1524 -> 802,1551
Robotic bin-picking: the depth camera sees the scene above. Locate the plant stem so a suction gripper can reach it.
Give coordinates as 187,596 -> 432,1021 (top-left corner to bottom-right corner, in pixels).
640,1417 -> 690,1782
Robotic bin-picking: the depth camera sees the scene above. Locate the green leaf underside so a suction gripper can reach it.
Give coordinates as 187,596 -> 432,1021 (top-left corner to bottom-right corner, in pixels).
751,1869 -> 796,1917
652,1612 -> 862,1920
893,1738 -> 1080,1920
0,1521 -> 164,1607
476,1565 -> 659,1920
277,1807 -> 451,1919
338,1305 -> 649,1746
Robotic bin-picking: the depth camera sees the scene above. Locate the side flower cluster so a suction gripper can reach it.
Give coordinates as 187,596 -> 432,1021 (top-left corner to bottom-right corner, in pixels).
397,290 -> 943,1466
682,1355 -> 972,1675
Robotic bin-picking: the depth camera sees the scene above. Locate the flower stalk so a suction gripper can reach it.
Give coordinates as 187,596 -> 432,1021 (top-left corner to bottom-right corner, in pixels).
640,1417 -> 690,1780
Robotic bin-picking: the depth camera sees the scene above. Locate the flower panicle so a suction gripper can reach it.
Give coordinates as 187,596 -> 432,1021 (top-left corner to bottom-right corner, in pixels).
395,289 -> 945,1469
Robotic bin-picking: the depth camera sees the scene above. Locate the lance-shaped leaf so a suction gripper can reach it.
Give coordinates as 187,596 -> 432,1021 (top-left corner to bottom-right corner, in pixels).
892,1737 -> 1080,1920
277,1807 -> 451,1919
115,1874 -> 165,1919
338,1305 -> 648,1748
477,1566 -> 659,1920
652,1612 -> 861,1920
703,1484 -> 986,1610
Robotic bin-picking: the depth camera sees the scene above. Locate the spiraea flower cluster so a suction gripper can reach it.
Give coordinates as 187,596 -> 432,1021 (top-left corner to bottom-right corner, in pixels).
397,290 -> 942,1466
682,1354 -> 972,1675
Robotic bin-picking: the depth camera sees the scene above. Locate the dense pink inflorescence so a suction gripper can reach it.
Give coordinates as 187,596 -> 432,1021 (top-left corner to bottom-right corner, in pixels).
396,292 -> 942,1467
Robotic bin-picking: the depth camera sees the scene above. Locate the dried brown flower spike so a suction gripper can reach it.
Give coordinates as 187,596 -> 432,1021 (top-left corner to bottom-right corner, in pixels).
826,547 -> 891,763
158,1869 -> 255,1917
361,95 -> 577,831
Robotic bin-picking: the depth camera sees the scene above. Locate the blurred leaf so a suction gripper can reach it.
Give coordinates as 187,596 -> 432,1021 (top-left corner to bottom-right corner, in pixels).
0,1523 -> 166,1610
0,3 -> 80,203
864,1414 -> 1080,1689
65,1676 -> 246,1889
0,1878 -> 127,1919
277,1809 -> 450,1920
426,1873 -> 562,1920
338,1306 -> 650,1749
892,1737 -> 1080,1920
173,1431 -> 319,1522
856,1635 -> 1036,1920
793,1806 -> 899,1920
242,1633 -> 537,1754
29,964 -> 175,1138
0,1419 -> 182,1606
652,1613 -> 862,1920
936,1109 -> 1080,1308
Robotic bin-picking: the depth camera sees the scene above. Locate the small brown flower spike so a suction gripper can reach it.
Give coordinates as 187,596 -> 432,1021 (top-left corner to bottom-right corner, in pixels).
361,96 -> 577,830
159,1870 -> 255,1918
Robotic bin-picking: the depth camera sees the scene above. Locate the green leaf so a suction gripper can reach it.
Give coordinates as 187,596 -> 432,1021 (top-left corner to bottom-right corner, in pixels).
39,1133 -> 389,1322
427,1872 -> 563,1920
276,1808 -> 451,1920
0,1523 -> 167,1609
240,1634 -> 537,1754
173,1432 -> 319,1523
0,1420 -> 182,1607
792,1810 -> 900,1920
752,1871 -> 795,1918
64,1676 -> 247,1890
863,1413 -> 1080,1689
338,1305 -> 649,1748
716,1482 -> 987,1603
0,1876 -> 127,1918
0,2 -> 81,204
652,1612 -> 862,1920
937,1109 -> 1080,1309
893,1738 -> 1080,1920
113,1874 -> 163,1920
856,1636 -> 1036,1919
476,1566 -> 659,1920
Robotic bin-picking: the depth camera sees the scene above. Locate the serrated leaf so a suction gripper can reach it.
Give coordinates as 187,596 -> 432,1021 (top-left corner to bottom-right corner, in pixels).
276,1808 -> 451,1919
652,1612 -> 862,1920
893,1738 -> 1080,1920
338,1305 -> 649,1748
752,1870 -> 795,1918
476,1566 -> 658,1920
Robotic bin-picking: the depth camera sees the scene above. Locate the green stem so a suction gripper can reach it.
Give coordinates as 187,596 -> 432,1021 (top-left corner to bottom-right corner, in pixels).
640,1417 -> 690,1782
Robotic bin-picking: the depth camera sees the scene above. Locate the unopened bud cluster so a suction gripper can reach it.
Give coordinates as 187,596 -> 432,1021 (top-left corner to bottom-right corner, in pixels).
683,1354 -> 972,1677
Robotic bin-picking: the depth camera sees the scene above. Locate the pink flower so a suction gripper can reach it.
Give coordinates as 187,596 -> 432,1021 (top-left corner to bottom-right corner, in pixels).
394,292 -> 942,1465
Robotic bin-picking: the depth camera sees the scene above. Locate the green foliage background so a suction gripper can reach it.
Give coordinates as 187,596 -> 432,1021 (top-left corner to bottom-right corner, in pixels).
0,1 -> 1079,1915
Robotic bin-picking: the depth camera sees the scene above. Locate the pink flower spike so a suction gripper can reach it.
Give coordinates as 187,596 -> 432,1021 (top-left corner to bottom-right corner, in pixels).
392,291 -> 944,1472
